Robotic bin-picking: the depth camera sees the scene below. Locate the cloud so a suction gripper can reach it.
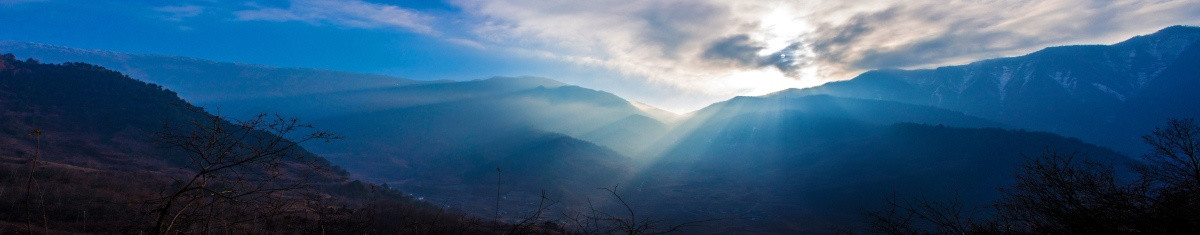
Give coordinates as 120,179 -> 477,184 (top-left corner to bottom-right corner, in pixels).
451,0 -> 812,98
208,0 -> 1200,111
155,5 -> 204,22
703,35 -> 766,66
234,0 -> 436,35
804,0 -> 1200,78
447,0 -> 1200,98
702,35 -> 811,78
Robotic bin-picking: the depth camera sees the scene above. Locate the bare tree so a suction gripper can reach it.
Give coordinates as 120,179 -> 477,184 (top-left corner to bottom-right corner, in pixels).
1139,118 -> 1200,233
1140,118 -> 1200,189
148,109 -> 338,234
559,185 -> 712,235
23,129 -> 48,234
994,150 -> 1150,234
866,120 -> 1200,234
865,192 -> 985,235
508,190 -> 559,234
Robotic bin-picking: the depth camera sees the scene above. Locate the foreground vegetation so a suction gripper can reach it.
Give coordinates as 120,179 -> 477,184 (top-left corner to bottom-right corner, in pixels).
0,55 -> 504,234
869,119 -> 1200,234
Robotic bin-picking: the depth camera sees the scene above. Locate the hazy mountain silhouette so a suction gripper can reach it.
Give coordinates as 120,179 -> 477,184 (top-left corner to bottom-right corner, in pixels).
200,75 -> 566,119
302,80 -> 665,211
0,41 -> 419,104
778,25 -> 1200,155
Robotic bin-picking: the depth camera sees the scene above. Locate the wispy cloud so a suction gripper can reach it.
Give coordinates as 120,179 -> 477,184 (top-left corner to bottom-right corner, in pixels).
155,4 -> 204,22
803,0 -> 1200,78
234,0 -> 437,35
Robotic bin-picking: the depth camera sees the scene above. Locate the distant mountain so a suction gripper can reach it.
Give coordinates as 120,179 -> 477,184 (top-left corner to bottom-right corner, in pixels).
305,79 -> 663,212
0,41 -> 419,104
779,25 -> 1200,154
200,75 -> 565,119
202,76 -> 676,155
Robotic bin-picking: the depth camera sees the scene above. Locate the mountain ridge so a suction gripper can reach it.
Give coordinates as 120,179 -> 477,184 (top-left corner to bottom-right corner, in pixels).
0,40 -> 422,104
772,25 -> 1200,154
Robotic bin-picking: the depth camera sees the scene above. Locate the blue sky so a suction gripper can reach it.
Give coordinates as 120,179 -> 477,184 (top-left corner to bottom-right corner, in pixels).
0,0 -> 564,81
2,0 -> 1199,112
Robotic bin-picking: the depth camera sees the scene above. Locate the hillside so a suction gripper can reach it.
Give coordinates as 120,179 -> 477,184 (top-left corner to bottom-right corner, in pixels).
634,105 -> 1130,233
0,54 -> 498,234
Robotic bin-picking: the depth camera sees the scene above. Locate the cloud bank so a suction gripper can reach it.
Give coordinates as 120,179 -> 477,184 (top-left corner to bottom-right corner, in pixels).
224,0 -> 1200,112
456,0 -> 1199,85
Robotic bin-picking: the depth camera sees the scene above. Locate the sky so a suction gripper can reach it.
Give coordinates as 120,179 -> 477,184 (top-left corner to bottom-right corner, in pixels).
2,0 -> 1199,113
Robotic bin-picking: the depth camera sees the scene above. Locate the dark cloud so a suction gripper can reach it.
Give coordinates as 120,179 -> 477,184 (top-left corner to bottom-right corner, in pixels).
808,7 -> 894,69
702,35 -> 810,78
638,1 -> 731,56
762,43 -> 808,77
702,35 -> 765,66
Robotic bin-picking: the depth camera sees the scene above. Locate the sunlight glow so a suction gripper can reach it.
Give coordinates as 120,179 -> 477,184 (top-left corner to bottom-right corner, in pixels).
755,6 -> 811,55
719,69 -> 810,95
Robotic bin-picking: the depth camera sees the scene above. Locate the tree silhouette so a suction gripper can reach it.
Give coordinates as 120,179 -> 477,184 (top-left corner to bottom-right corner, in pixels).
1140,118 -> 1200,189
994,150 -> 1149,233
23,129 -> 48,234
558,185 -> 713,235
865,192 -> 991,234
869,119 -> 1200,234
148,108 -> 339,234
1139,118 -> 1200,233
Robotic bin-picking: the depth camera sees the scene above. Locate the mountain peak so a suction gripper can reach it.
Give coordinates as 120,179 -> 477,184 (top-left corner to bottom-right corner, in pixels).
1114,25 -> 1200,49
1153,25 -> 1200,36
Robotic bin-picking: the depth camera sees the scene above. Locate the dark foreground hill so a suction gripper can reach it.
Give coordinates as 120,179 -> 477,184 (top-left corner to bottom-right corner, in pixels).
0,54 -> 506,234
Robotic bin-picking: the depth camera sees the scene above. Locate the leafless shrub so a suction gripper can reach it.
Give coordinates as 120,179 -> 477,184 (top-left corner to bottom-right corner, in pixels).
558,185 -> 713,235
866,192 -> 989,235
1140,118 -> 1200,189
147,108 -> 339,234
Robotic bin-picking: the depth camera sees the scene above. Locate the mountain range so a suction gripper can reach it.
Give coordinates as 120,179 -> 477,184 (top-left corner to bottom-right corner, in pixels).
779,25 -> 1200,155
2,25 -> 1197,233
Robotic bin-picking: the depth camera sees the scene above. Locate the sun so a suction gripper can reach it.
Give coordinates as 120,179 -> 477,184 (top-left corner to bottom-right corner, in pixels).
755,5 -> 811,55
